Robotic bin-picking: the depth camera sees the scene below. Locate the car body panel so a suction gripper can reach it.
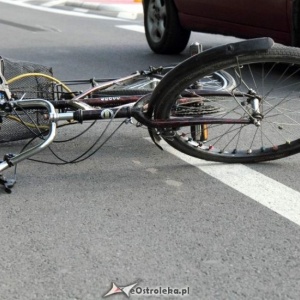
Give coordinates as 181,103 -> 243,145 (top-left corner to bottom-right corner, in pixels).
174,0 -> 293,45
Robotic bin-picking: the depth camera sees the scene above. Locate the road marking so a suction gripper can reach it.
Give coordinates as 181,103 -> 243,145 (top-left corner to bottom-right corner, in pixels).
145,138 -> 300,226
72,7 -> 89,13
117,12 -> 139,20
42,0 -> 66,7
0,0 -> 124,21
116,25 -> 145,33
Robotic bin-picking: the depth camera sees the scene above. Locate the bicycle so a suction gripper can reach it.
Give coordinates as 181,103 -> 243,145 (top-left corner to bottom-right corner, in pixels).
1,37 -> 300,193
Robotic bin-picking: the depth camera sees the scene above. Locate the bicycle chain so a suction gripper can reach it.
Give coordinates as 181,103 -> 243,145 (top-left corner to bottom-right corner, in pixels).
174,104 -> 223,115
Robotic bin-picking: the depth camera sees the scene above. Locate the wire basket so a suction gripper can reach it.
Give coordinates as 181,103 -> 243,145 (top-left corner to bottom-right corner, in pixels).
0,56 -> 54,143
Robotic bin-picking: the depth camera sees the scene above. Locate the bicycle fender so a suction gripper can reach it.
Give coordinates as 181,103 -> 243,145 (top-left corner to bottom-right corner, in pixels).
210,37 -> 274,57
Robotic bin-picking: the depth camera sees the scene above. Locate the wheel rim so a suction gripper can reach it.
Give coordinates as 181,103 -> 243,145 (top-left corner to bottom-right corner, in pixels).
146,0 -> 167,43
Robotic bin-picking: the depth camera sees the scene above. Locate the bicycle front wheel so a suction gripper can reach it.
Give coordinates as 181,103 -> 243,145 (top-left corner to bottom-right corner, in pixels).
153,45 -> 300,163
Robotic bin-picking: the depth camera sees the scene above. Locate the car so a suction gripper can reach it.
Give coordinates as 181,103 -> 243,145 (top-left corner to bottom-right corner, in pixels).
142,0 -> 299,54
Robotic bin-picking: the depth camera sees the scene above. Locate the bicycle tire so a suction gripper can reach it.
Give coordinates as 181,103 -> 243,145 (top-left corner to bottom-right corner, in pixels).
153,44 -> 300,163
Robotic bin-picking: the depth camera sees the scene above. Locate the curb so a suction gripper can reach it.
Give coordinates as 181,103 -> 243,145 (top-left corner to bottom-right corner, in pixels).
65,0 -> 143,18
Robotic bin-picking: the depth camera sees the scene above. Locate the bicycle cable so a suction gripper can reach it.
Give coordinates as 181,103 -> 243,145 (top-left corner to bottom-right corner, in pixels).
7,72 -> 74,96
11,105 -> 46,138
21,106 -> 127,165
5,72 -> 134,165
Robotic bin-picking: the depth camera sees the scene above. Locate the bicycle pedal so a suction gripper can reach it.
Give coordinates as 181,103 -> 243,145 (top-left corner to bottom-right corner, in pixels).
0,174 -> 16,194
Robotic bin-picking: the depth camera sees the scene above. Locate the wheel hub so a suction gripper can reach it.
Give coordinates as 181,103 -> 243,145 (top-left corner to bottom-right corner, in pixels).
246,89 -> 264,126
154,8 -> 160,20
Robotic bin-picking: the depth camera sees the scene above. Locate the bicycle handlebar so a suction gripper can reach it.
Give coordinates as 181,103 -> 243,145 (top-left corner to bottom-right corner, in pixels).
0,99 -> 73,172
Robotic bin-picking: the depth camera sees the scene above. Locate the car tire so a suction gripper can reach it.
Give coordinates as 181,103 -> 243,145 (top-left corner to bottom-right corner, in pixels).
144,0 -> 191,54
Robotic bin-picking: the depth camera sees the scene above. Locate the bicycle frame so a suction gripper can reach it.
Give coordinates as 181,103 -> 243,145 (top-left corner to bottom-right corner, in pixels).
0,93 -> 250,172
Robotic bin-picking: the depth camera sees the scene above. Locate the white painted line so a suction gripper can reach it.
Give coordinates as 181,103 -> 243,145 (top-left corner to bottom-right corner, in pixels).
73,7 -> 89,13
42,0 -> 66,7
145,138 -> 300,226
0,0 -> 124,21
116,25 -> 145,33
117,12 -> 138,20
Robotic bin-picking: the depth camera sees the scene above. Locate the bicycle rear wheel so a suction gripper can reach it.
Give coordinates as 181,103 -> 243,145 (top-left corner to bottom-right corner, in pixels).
153,45 -> 300,163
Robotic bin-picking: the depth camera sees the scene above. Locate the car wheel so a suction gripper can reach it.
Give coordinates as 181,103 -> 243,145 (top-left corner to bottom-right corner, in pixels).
144,0 -> 191,54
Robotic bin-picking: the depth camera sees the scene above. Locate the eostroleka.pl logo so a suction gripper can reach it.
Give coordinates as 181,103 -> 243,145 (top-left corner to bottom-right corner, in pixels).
103,282 -> 139,298
103,282 -> 190,298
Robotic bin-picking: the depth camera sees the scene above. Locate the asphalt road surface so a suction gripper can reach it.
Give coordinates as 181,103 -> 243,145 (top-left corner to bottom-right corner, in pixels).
0,1 -> 300,300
